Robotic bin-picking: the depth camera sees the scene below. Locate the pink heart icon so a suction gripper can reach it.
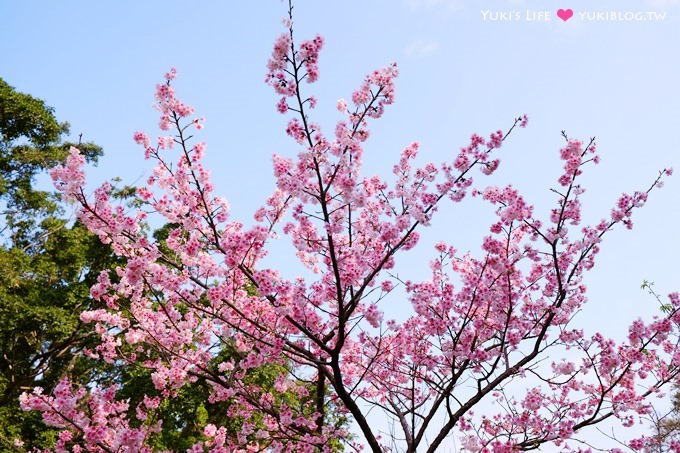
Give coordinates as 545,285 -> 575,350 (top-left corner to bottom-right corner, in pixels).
557,9 -> 573,21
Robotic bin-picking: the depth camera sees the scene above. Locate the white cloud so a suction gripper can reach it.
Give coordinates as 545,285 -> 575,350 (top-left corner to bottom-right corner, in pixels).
404,39 -> 440,58
646,0 -> 679,6
402,0 -> 464,12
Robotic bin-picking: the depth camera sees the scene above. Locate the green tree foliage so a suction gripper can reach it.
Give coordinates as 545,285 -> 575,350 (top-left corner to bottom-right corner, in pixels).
0,78 -> 101,247
0,78 -> 107,450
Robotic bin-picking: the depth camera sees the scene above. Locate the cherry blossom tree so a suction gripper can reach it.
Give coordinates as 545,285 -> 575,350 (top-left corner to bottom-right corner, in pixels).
21,3 -> 680,452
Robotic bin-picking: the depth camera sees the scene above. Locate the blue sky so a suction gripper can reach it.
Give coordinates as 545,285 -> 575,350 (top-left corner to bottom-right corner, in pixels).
2,0 -> 680,448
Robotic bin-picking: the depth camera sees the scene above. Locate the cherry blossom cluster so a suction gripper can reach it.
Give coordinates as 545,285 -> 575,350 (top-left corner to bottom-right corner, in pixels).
20,379 -> 155,452
266,21 -> 323,115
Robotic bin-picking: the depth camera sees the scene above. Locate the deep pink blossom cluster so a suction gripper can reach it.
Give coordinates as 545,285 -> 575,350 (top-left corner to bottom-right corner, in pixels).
23,6 -> 680,453
20,380 -> 154,453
